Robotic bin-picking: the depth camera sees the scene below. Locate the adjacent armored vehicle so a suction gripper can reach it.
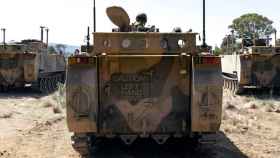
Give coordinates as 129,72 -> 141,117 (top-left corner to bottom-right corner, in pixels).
66,6 -> 223,157
221,38 -> 280,94
0,39 -> 66,92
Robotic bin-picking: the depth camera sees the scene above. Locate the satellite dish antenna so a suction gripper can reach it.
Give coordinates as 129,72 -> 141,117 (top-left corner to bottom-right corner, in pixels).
106,6 -> 130,31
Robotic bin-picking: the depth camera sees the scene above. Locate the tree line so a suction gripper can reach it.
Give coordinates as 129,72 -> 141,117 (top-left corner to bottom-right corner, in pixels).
48,44 -> 66,54
214,13 -> 276,55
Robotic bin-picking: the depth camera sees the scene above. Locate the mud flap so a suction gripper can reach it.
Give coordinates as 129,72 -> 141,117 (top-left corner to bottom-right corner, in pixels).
191,56 -> 223,132
66,58 -> 98,133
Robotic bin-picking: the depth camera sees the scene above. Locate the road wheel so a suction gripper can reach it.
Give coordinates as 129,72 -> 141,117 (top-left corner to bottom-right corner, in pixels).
235,84 -> 245,95
72,133 -> 96,158
40,78 -> 48,93
53,76 -> 58,90
50,77 -> 56,92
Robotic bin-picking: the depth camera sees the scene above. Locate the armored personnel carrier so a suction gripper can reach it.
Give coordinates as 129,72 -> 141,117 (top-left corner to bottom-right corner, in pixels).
66,6 -> 223,157
221,37 -> 280,94
0,39 -> 66,92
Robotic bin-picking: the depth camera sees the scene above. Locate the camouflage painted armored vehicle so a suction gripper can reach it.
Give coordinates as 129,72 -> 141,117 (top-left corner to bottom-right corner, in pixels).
221,37 -> 280,94
0,39 -> 66,92
66,6 -> 223,157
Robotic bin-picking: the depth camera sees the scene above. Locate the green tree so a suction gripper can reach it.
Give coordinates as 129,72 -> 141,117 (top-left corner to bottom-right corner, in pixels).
55,44 -> 66,53
48,46 -> 57,53
213,46 -> 222,56
229,13 -> 275,40
221,35 -> 236,48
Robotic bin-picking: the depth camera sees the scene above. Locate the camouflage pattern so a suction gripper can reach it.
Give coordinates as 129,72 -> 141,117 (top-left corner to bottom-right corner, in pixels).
222,46 -> 280,88
0,40 -> 65,91
66,32 -> 223,144
66,6 -> 223,149
0,52 -> 37,87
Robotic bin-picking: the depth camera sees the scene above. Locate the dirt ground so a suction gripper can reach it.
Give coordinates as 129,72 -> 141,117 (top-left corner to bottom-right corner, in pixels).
0,89 -> 279,158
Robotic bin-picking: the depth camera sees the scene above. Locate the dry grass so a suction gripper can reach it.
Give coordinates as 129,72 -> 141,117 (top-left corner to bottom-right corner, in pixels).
225,102 -> 237,110
39,83 -> 65,114
222,91 -> 280,136
245,99 -> 280,113
223,90 -> 280,114
244,101 -> 258,109
52,104 -> 62,114
41,99 -> 55,108
0,110 -> 13,118
40,98 -> 62,114
52,83 -> 66,109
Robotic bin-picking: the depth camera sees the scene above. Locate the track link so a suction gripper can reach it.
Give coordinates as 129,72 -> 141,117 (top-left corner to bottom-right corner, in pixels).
38,73 -> 65,93
222,73 -> 243,94
222,73 -> 278,95
72,133 -> 96,158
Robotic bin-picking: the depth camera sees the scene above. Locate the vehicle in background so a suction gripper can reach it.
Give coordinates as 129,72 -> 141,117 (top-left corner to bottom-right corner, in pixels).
221,35 -> 280,94
0,28 -> 66,93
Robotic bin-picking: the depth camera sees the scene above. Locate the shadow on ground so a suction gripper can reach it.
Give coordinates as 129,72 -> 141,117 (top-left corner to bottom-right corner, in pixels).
88,132 -> 248,158
0,87 -> 47,99
238,88 -> 280,99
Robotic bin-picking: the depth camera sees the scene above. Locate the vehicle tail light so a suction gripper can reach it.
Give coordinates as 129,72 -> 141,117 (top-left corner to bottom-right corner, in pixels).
203,57 -> 220,64
68,57 -> 95,65
194,57 -> 220,65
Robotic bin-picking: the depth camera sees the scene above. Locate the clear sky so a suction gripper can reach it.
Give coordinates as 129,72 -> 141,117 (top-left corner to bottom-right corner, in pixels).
0,0 -> 279,46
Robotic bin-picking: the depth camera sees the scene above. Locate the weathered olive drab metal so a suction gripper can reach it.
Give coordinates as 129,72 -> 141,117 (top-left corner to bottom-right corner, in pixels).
222,46 -> 280,89
66,6 -> 223,150
0,40 -> 65,92
66,32 -> 223,137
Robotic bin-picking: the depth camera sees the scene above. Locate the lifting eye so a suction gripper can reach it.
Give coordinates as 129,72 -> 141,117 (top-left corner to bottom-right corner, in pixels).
160,39 -> 168,49
122,39 -> 131,48
178,39 -> 186,48
103,40 -> 111,48
145,39 -> 149,48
